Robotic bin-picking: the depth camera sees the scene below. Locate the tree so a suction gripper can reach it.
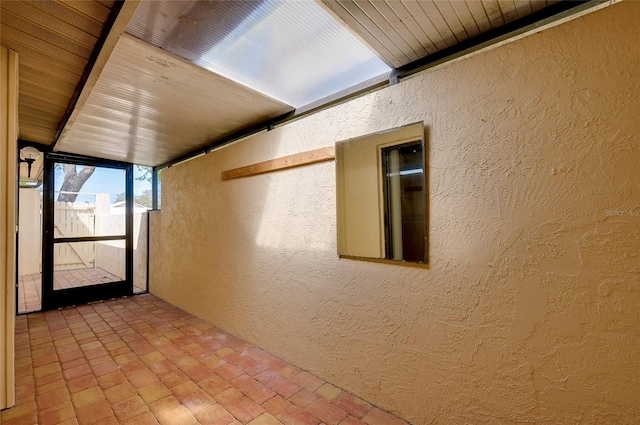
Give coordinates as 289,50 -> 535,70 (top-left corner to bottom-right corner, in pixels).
136,190 -> 152,208
135,165 -> 154,183
56,164 -> 154,205
57,165 -> 96,202
114,189 -> 152,209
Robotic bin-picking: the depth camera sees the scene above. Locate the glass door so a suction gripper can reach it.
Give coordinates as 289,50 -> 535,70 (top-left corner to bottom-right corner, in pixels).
42,153 -> 133,310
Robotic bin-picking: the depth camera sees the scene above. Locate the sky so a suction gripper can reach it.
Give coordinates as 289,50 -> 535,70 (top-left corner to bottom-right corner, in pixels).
54,165 -> 152,203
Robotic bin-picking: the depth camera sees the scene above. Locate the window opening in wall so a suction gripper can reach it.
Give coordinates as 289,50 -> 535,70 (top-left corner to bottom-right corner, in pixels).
134,166 -> 153,209
152,167 -> 163,210
336,122 -> 427,264
133,165 -> 152,293
381,141 -> 426,262
157,168 -> 162,209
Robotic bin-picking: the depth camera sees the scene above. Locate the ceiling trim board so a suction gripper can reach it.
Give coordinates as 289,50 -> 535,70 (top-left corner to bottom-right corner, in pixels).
154,110 -> 294,170
396,0 -> 607,78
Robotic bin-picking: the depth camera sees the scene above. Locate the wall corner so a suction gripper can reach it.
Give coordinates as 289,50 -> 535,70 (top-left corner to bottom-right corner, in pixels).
0,45 -> 19,411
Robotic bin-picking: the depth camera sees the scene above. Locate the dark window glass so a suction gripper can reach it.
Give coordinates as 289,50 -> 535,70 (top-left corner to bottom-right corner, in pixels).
382,141 -> 426,262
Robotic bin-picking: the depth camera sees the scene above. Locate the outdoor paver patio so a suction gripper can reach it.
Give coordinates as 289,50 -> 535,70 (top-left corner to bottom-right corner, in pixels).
2,294 -> 408,425
18,269 -> 146,314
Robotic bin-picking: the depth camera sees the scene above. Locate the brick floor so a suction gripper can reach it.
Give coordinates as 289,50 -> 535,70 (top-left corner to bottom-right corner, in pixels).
1,294 -> 408,425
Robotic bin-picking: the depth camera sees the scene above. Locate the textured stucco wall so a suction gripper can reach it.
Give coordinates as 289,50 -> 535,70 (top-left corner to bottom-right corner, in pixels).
149,3 -> 640,424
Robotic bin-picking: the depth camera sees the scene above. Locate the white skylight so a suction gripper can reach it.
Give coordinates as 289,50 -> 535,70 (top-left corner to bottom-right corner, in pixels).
127,0 -> 391,107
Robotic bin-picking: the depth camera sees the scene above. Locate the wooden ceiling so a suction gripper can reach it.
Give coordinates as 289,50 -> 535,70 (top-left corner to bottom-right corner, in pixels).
54,34 -> 292,165
3,0 -> 604,168
320,0 -> 559,67
1,0 -> 118,145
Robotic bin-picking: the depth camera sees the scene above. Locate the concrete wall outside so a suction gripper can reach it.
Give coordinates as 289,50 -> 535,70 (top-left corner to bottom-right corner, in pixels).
133,213 -> 148,290
18,188 -> 40,275
150,3 -> 640,424
96,212 -> 148,285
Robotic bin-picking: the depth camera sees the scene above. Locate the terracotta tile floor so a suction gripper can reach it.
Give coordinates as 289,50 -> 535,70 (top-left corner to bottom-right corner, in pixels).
2,294 -> 408,425
18,269 -> 146,314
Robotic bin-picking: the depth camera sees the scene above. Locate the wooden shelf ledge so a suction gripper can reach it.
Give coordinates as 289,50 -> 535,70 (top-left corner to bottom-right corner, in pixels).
221,146 -> 335,180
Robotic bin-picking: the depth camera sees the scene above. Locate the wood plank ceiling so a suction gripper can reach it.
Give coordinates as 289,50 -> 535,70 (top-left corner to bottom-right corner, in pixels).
320,0 -> 559,67
3,0 -> 586,169
1,0 -> 117,145
54,34 -> 292,165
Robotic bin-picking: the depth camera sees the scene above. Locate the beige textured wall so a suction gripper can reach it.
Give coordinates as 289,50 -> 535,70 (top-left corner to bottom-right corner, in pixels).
150,3 -> 640,424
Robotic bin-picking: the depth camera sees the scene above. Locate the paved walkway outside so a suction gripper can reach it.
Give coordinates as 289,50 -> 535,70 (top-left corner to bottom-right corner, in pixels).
18,269 -> 146,314
1,294 -> 407,425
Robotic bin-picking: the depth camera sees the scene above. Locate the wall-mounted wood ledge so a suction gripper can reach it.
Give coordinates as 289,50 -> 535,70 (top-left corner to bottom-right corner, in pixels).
222,146 -> 335,180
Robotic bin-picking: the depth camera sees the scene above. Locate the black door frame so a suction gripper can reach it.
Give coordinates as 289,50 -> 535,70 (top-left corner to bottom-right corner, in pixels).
42,152 -> 134,310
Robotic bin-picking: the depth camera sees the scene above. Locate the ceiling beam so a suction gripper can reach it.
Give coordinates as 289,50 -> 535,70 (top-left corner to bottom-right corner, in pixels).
52,0 -> 141,149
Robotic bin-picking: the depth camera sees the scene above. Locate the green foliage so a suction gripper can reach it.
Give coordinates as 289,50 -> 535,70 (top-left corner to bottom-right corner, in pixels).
114,189 -> 152,208
135,165 -> 155,182
136,190 -> 152,208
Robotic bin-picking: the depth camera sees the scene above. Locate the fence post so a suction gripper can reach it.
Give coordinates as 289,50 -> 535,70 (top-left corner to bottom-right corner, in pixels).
95,193 -> 110,236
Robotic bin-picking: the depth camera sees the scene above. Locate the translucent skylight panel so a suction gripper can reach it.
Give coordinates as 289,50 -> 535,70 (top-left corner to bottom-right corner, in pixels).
127,0 -> 391,107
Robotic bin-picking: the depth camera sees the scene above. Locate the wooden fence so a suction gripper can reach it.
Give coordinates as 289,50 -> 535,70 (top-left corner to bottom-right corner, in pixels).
53,201 -> 97,270
19,191 -> 148,290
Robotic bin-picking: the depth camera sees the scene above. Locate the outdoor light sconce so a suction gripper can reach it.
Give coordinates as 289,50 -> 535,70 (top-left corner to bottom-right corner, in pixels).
19,146 -> 41,178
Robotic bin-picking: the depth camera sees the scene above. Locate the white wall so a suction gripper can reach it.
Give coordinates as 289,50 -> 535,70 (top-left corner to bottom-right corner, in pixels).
96,212 -> 148,286
18,189 -> 40,275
